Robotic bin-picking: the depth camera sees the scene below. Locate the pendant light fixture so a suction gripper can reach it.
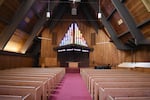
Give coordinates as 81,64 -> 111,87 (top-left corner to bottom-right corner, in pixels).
71,0 -> 79,15
98,0 -> 102,19
46,0 -> 50,18
98,12 -> 102,19
69,0 -> 81,3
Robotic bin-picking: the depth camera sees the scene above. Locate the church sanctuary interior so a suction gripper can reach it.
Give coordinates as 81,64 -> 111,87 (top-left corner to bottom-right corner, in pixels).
0,0 -> 150,100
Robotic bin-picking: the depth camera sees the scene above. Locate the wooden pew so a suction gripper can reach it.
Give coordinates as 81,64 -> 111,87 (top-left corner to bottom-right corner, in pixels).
94,82 -> 150,100
88,73 -> 149,89
0,76 -> 50,98
99,88 -> 150,100
0,80 -> 47,100
0,85 -> 41,100
0,72 -> 55,90
0,68 -> 65,90
90,77 -> 150,95
0,67 -> 65,82
80,69 -> 136,84
89,74 -> 150,94
80,69 -> 150,100
107,95 -> 150,100
0,68 -> 65,100
0,94 -> 32,100
87,73 -> 144,88
0,68 -> 65,88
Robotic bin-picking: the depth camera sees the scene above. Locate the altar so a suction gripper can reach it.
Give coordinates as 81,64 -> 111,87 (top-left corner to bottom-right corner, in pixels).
68,62 -> 79,68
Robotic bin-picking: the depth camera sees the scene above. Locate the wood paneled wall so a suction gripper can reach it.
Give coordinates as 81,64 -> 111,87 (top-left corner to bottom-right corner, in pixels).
0,54 -> 33,70
91,29 -> 150,68
90,29 -> 120,67
40,28 -> 57,67
40,21 -> 150,68
40,6 -> 150,68
40,18 -> 96,67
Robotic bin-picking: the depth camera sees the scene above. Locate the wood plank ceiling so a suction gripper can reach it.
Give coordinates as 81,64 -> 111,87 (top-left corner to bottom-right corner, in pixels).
0,0 -> 149,55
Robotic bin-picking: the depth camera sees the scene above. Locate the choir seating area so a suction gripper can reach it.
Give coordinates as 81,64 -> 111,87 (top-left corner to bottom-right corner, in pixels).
0,68 -> 65,100
80,68 -> 150,100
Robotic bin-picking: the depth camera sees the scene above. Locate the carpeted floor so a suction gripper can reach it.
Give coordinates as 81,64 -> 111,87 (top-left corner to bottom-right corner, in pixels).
49,73 -> 92,100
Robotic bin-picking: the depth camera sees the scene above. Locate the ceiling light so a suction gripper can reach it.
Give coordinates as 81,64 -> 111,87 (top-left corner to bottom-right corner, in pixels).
98,12 -> 102,19
97,0 -> 102,19
46,0 -> 50,18
69,0 -> 81,2
46,11 -> 51,18
72,8 -> 77,15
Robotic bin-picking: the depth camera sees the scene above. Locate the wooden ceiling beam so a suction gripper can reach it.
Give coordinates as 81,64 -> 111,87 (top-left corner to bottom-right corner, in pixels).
20,15 -> 47,54
87,0 -> 99,14
0,0 -> 36,50
0,0 -> 4,6
0,16 -> 10,24
21,1 -> 62,54
49,4 -> 67,30
81,4 -> 99,33
31,7 -> 41,19
101,14 -> 131,50
111,0 -> 145,45
139,39 -> 150,45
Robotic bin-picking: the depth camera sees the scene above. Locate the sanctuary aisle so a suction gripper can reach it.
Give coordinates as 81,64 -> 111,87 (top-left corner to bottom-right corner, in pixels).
49,73 -> 92,100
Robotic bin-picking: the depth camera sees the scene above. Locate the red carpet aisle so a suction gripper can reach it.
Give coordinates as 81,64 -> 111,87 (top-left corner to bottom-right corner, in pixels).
49,73 -> 92,100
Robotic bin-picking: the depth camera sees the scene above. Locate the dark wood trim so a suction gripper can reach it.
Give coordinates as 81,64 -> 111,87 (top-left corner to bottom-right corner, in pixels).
102,28 -> 112,40
54,44 -> 93,52
106,9 -> 116,20
49,4 -> 67,30
0,16 -> 10,24
111,0 -> 145,45
118,31 -> 129,38
137,19 -> 150,28
81,4 -> 99,33
0,50 -> 32,57
31,7 -> 41,19
120,0 -> 126,3
0,0 -> 36,50
139,39 -> 150,45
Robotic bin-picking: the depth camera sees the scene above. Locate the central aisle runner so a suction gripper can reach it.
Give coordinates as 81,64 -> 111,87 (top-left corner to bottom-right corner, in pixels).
50,73 -> 92,100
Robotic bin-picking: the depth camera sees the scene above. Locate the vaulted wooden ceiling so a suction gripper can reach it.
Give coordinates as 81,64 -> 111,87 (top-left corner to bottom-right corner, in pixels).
0,0 -> 102,54
0,0 -> 149,55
